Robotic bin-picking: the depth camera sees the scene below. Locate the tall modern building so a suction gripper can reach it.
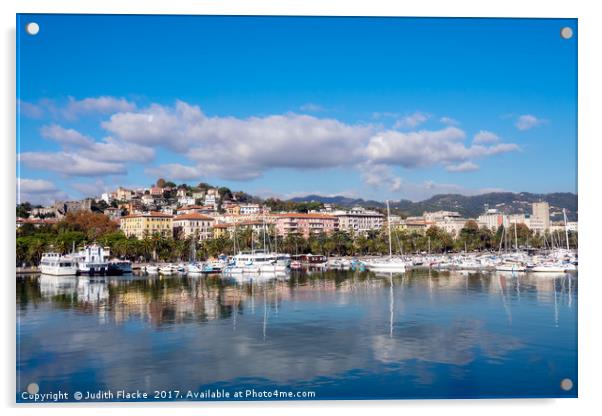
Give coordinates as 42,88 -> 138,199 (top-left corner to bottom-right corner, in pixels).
531,202 -> 550,232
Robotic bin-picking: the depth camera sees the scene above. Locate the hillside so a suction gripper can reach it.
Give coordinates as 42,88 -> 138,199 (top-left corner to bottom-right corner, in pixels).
288,192 -> 578,221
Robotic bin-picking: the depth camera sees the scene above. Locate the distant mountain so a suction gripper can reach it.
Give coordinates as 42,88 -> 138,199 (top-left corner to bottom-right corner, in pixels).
288,194 -> 384,207
287,192 -> 578,221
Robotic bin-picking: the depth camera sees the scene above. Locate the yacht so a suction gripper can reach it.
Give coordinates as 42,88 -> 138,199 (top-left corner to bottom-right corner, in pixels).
39,252 -> 78,276
187,263 -> 204,274
495,263 -> 526,272
159,264 -> 176,275
530,263 -> 570,273
108,259 -> 133,275
145,265 -> 159,274
75,243 -> 110,275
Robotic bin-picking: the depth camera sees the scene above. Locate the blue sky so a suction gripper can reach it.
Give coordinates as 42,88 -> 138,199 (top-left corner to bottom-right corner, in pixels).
16,15 -> 577,204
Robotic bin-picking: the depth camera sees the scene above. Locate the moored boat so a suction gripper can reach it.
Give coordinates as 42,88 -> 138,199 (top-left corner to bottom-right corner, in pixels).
39,252 -> 78,276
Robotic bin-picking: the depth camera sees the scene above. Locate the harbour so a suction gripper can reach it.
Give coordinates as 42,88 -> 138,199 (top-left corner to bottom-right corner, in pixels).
17,267 -> 577,401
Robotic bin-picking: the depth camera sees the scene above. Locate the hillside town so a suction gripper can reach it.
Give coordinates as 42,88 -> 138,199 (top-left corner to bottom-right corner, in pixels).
17,180 -> 577,243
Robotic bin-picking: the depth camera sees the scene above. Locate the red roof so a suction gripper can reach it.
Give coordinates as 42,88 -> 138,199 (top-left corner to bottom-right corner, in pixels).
121,211 -> 173,219
274,213 -> 336,220
174,213 -> 215,221
16,217 -> 58,224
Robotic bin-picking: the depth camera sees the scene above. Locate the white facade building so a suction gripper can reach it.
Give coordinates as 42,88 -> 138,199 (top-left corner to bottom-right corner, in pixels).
334,207 -> 384,234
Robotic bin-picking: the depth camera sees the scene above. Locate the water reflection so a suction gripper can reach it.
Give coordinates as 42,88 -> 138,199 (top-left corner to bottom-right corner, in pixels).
17,269 -> 578,399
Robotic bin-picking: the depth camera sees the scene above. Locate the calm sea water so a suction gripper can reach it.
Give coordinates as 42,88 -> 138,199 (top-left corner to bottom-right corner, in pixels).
16,269 -> 577,402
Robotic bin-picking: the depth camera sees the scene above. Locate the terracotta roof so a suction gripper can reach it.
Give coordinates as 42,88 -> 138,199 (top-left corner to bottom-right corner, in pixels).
17,217 -> 58,224
178,205 -> 213,210
212,220 -> 263,228
174,213 -> 215,221
274,213 -> 337,220
121,211 -> 173,219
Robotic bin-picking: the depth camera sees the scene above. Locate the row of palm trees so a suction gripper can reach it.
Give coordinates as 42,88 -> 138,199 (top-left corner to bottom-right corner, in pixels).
17,220 -> 577,266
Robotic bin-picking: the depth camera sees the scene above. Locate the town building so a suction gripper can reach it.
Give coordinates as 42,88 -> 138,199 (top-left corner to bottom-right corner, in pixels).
504,214 -> 527,227
531,201 -> 551,232
191,191 -> 205,201
141,194 -> 155,205
239,203 -> 262,215
223,203 -> 241,215
423,210 -> 461,222
150,186 -> 163,197
173,213 -> 215,241
16,217 -> 58,228
116,187 -> 135,201
212,220 -> 265,239
178,196 -> 196,206
104,207 -> 122,221
120,211 -> 173,239
435,217 -> 469,237
478,209 -> 505,231
127,199 -> 145,215
101,192 -> 113,204
52,199 -> 94,218
274,213 -> 338,239
333,206 -> 384,235
398,218 -> 435,235
176,205 -> 216,216
30,206 -> 55,218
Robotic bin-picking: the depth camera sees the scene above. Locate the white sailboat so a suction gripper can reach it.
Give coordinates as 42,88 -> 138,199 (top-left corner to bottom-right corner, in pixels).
365,200 -> 406,272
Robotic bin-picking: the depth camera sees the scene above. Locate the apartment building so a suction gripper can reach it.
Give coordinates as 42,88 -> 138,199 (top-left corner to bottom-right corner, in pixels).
120,211 -> 173,239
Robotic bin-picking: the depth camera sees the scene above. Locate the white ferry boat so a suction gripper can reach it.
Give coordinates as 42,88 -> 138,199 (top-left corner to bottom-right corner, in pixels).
39,252 -> 78,276
75,244 -> 110,275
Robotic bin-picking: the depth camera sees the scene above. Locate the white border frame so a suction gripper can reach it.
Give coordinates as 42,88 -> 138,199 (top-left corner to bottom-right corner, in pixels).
2,1 -> 600,415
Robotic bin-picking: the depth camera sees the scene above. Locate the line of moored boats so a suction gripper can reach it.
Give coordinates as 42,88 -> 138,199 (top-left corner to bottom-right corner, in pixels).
37,243 -> 577,277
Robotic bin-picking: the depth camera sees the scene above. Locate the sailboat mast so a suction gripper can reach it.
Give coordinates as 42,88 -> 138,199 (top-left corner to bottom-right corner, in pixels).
563,208 -> 570,250
262,213 -> 267,252
233,223 -> 237,254
386,200 -> 393,259
514,220 -> 518,252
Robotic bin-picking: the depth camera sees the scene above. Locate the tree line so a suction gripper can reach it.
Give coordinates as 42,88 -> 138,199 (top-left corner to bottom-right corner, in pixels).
17,212 -> 577,267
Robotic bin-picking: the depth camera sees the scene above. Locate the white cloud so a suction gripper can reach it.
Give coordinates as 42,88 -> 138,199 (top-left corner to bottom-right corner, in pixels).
440,116 -> 460,126
17,178 -> 68,205
515,114 -> 545,130
300,103 -> 326,112
62,96 -> 136,119
472,130 -> 499,144
372,111 -> 399,119
19,96 -> 137,120
358,163 -> 403,192
21,99 -> 522,189
394,111 -> 430,129
145,164 -> 201,181
80,137 -> 155,163
103,101 -> 373,180
40,124 -> 94,147
446,161 -> 480,172
20,152 -> 126,177
18,100 -> 45,119
363,127 -> 518,169
40,124 -> 154,164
